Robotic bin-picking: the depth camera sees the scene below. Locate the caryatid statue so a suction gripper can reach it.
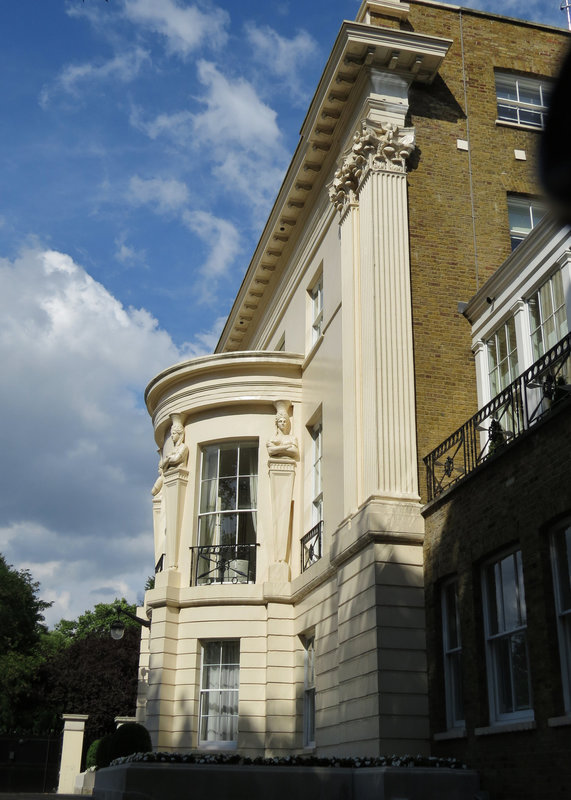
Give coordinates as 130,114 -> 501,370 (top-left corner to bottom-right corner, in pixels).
160,414 -> 189,472
153,413 -> 189,572
266,400 -> 299,459
266,400 -> 298,580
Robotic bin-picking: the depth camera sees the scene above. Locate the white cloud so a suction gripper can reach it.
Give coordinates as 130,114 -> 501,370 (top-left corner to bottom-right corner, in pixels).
0,246 -> 185,624
115,232 -> 146,266
180,315 -> 227,358
127,175 -> 189,213
193,60 -> 282,153
182,209 -> 241,302
40,48 -> 150,108
245,23 -> 318,103
130,107 -> 194,142
123,0 -> 229,58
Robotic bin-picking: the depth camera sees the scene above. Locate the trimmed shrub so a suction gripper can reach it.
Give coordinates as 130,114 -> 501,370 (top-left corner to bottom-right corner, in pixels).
108,722 -> 152,765
94,733 -> 114,769
85,738 -> 101,769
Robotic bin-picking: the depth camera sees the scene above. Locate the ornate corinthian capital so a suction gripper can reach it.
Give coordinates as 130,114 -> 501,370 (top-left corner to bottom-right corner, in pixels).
329,121 -> 415,211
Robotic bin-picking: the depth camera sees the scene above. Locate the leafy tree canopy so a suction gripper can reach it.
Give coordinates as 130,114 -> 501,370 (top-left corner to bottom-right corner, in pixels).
0,554 -> 50,655
54,598 -> 142,641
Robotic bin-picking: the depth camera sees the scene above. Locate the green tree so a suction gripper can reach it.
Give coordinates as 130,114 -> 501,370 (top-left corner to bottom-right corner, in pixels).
0,555 -> 51,731
40,626 -> 141,741
55,598 -> 141,641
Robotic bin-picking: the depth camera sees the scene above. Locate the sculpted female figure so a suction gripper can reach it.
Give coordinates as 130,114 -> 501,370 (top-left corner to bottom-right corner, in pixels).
160,415 -> 189,472
266,401 -> 299,459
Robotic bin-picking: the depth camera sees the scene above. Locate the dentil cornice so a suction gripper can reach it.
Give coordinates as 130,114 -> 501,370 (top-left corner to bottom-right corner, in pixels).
329,121 -> 415,211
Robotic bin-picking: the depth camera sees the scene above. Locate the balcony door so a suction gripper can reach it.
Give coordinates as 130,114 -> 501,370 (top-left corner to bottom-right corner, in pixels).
196,442 -> 258,584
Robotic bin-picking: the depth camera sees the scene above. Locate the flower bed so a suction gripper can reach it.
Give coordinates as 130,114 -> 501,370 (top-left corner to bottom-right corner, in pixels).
111,751 -> 467,770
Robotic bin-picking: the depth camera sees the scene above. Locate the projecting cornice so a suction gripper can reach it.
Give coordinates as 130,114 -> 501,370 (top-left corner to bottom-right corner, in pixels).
216,20 -> 452,353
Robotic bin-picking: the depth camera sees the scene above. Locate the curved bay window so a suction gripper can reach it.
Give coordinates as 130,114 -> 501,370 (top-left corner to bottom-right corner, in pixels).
194,442 -> 258,585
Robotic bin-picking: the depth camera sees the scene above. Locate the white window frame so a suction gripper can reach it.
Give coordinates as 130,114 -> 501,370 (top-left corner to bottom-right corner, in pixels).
303,635 -> 316,747
495,72 -> 551,130
482,549 -> 533,724
528,268 -> 568,361
198,640 -> 240,750
309,274 -> 323,346
487,316 -> 519,396
550,522 -> 571,714
441,578 -> 465,730
311,422 -> 323,526
197,441 -> 258,549
508,195 -> 545,251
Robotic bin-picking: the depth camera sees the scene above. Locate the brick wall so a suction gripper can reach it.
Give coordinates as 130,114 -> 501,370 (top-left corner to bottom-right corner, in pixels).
423,404 -> 571,800
394,2 -> 570,498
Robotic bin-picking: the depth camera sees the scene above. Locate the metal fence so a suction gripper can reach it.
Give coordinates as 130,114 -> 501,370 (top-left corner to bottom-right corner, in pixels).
301,521 -> 323,572
190,543 -> 258,586
424,331 -> 571,501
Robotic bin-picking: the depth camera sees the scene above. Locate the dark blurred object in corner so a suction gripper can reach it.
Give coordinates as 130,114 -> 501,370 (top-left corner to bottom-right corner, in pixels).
540,45 -> 571,224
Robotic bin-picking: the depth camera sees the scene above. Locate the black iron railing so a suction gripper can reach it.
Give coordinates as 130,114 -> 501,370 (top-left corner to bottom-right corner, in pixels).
301,521 -> 323,572
424,331 -> 571,501
190,543 -> 258,586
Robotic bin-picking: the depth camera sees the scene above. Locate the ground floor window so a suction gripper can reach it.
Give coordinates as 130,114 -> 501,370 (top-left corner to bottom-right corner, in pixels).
199,640 -> 240,748
551,522 -> 571,712
303,636 -> 315,747
441,578 -> 464,729
482,549 -> 533,723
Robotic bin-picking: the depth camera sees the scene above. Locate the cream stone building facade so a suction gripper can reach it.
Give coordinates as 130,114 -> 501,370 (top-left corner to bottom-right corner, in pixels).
137,0 -> 570,759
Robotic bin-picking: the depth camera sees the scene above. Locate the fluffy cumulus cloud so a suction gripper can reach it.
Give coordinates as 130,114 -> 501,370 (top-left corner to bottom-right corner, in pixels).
191,60 -> 289,220
193,60 -> 281,152
123,0 -> 230,58
245,23 -> 318,104
127,175 -> 190,214
182,209 -> 241,302
39,48 -> 150,108
0,247 -> 194,625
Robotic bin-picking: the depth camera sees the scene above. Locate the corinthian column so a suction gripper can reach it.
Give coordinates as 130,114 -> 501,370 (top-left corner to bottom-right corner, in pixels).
331,117 -> 419,510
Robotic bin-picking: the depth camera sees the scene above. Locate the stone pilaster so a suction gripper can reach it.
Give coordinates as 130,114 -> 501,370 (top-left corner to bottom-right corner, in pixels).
267,458 -> 296,582
333,115 -> 418,506
162,467 -> 188,570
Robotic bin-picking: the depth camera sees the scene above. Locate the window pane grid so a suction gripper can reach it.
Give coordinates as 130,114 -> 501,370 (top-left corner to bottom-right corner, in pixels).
312,423 -> 323,525
311,278 -> 323,342
508,196 -> 545,251
487,318 -> 519,394
304,637 -> 316,747
198,443 -> 258,549
528,270 -> 569,359
199,641 -> 240,747
483,550 -> 533,721
496,73 -> 551,129
551,525 -> 571,711
442,580 -> 464,728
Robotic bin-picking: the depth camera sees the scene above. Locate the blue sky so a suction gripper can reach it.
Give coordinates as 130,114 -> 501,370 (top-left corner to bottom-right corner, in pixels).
0,0 -> 567,626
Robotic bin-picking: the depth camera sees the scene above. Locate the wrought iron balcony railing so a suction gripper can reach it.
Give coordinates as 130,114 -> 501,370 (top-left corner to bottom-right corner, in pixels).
301,521 -> 323,572
190,543 -> 258,586
424,331 -> 571,502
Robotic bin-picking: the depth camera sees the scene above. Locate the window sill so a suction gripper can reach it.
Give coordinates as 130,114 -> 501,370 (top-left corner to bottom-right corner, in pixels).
475,719 -> 536,736
495,119 -> 543,133
433,727 -> 466,741
548,715 -> 571,728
